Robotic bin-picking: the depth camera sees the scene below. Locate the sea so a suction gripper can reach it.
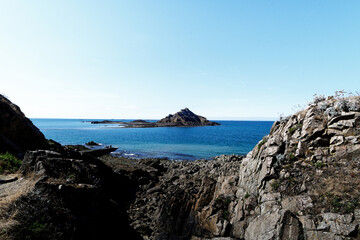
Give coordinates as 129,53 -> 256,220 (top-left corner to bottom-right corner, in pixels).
31,119 -> 274,160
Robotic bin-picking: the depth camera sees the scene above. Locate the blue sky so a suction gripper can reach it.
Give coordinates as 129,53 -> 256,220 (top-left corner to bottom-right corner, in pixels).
0,1 -> 359,119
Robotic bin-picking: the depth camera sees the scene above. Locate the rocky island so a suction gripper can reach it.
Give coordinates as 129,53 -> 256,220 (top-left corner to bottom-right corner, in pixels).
0,94 -> 360,240
91,108 -> 220,127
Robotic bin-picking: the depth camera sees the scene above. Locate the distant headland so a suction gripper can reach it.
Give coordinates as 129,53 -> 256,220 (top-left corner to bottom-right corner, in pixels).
91,108 -> 220,128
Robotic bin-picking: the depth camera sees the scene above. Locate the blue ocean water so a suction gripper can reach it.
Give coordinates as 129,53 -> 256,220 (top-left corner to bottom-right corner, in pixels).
31,119 -> 274,160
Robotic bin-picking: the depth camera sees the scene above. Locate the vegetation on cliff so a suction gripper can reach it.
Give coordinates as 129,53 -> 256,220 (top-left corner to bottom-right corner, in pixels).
0,152 -> 21,174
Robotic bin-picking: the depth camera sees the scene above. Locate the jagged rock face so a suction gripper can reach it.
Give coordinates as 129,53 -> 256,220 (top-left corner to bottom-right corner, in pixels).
0,95 -> 47,154
230,96 -> 360,239
125,155 -> 244,239
125,97 -> 360,240
157,108 -> 220,126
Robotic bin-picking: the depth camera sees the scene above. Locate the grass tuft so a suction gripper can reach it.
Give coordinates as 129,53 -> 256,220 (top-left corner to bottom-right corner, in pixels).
0,152 -> 22,174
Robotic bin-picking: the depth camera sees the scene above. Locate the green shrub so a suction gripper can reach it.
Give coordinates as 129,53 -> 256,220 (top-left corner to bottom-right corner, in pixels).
224,196 -> 231,206
258,137 -> 267,150
222,210 -> 230,220
313,161 -> 326,168
330,196 -> 342,212
67,174 -> 76,179
215,195 -> 232,219
0,152 -> 22,174
28,221 -> 48,235
327,195 -> 357,213
271,180 -> 280,191
287,153 -> 296,161
288,127 -> 297,134
344,202 -> 356,214
244,193 -> 250,199
288,123 -> 303,135
22,218 -> 52,240
284,164 -> 292,169
288,177 -> 296,183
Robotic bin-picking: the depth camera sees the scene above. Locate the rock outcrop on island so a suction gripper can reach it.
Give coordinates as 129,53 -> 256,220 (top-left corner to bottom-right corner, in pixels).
1,94 -> 360,240
0,94 -> 48,155
157,108 -> 220,126
91,108 -> 220,128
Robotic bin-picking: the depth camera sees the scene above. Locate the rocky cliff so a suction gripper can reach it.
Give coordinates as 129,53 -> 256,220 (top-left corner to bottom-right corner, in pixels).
0,96 -> 140,239
122,96 -> 360,239
157,108 -> 219,126
0,94 -> 48,155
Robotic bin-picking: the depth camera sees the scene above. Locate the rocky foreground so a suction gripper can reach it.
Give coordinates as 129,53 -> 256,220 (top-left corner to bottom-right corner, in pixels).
0,95 -> 360,239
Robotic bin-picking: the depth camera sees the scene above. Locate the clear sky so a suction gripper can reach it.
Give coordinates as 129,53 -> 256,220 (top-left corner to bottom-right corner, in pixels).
0,1 -> 359,120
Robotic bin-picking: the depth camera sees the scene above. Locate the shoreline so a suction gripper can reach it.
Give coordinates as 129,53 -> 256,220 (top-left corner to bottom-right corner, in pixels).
77,142 -> 246,161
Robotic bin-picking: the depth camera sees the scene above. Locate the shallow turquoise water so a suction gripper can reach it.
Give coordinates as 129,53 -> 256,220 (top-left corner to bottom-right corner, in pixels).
31,119 -> 274,160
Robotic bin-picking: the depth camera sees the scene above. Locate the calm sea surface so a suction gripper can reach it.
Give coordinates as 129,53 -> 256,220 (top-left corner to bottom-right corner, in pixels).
31,119 -> 274,160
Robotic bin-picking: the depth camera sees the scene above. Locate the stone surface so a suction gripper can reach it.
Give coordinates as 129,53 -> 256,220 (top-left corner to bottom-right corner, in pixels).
1,149 -> 143,240
0,94 -> 48,155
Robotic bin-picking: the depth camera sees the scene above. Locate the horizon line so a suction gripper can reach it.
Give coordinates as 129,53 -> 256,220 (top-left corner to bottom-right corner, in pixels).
29,117 -> 278,121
